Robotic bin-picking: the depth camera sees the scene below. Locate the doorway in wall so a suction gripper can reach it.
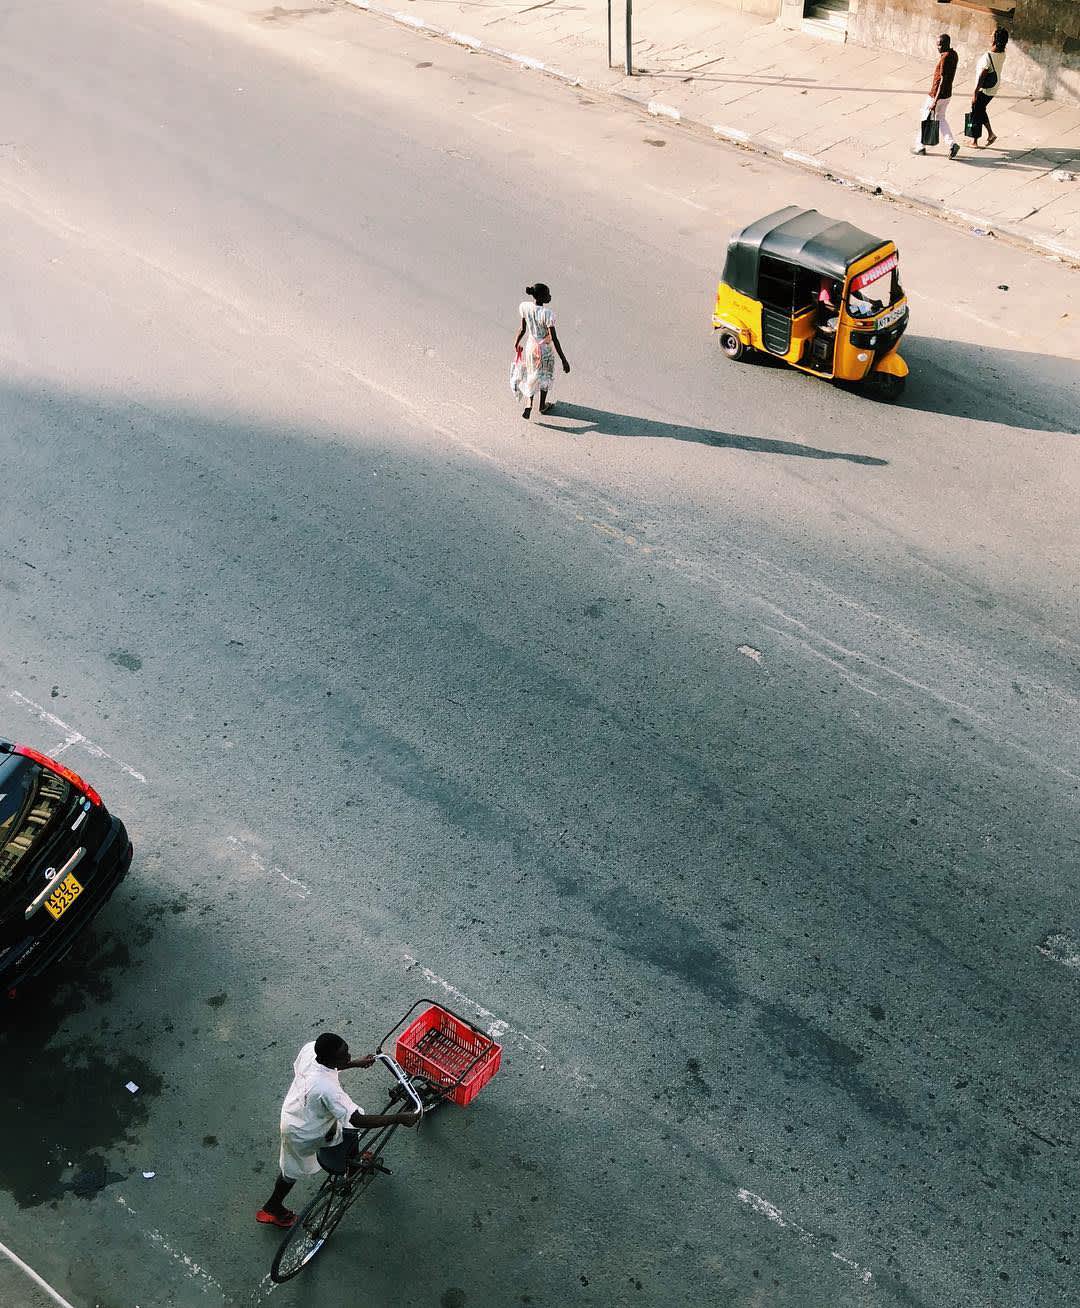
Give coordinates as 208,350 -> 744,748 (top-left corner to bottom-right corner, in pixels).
802,0 -> 849,42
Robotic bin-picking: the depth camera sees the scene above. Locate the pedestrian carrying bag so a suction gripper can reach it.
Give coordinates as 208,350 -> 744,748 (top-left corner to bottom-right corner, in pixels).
981,52 -> 998,91
509,345 -> 525,397
920,114 -> 940,147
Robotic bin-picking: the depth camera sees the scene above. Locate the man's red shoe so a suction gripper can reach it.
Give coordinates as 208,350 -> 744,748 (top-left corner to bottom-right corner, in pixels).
256,1208 -> 296,1228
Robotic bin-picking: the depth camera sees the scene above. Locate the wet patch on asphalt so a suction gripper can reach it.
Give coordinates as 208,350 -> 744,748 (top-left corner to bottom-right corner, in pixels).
0,927 -> 164,1207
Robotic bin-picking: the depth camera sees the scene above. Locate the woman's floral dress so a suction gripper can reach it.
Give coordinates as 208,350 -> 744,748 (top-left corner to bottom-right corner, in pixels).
513,301 -> 556,401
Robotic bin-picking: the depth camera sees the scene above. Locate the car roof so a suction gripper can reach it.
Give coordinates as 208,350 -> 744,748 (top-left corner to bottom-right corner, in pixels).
722,206 -> 888,293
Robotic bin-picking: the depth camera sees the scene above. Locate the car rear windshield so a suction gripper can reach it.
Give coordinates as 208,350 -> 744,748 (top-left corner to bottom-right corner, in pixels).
0,757 -> 73,887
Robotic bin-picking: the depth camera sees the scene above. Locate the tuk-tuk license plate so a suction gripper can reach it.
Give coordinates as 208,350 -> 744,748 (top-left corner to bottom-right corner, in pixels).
877,304 -> 906,329
44,872 -> 84,921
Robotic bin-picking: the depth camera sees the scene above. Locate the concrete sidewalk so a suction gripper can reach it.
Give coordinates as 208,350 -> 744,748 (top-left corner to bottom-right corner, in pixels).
345,0 -> 1080,260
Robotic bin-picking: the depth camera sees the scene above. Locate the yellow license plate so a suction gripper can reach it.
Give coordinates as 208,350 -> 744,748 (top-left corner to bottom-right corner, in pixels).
44,872 -> 84,921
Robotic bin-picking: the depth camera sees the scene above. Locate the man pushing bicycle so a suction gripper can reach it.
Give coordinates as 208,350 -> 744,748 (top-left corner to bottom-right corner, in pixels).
257,1031 -> 420,1228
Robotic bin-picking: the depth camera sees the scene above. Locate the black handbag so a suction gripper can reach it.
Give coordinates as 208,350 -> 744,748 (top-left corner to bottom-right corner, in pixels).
964,111 -> 976,138
921,115 -> 941,147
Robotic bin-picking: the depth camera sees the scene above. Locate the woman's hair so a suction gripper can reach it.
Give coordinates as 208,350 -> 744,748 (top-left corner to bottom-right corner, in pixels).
526,283 -> 551,302
993,26 -> 1009,48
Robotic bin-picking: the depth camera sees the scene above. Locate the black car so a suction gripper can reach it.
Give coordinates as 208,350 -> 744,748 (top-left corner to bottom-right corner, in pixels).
0,738 -> 132,996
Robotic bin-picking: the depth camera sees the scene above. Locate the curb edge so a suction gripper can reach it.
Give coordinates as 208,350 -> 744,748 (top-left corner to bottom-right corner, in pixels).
341,0 -> 1080,266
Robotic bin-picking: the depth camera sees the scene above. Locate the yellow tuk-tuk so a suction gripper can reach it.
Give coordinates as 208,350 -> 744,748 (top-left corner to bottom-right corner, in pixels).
712,206 -> 909,400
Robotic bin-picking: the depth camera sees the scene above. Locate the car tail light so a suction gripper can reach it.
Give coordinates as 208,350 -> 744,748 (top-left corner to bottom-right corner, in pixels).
13,744 -> 103,807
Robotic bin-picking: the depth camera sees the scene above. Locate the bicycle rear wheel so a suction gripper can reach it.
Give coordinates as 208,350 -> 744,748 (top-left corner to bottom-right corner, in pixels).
270,1178 -> 351,1283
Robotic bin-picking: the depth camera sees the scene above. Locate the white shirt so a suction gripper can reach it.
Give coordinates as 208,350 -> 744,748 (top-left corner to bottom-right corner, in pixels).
279,1042 -> 361,1154
976,50 -> 1005,98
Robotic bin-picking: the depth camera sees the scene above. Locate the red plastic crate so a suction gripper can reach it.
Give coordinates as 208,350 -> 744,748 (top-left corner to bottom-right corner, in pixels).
395,1004 -> 502,1106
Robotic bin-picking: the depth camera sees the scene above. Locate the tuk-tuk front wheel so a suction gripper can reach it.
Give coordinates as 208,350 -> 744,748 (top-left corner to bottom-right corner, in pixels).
867,370 -> 906,402
718,330 -> 748,362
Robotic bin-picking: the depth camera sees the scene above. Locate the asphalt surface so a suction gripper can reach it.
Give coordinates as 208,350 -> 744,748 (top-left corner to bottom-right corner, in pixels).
1,1 -> 1079,1306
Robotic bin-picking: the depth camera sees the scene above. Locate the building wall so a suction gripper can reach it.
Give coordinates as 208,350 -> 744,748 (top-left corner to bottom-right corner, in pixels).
849,0 -> 1080,102
727,0 -> 781,14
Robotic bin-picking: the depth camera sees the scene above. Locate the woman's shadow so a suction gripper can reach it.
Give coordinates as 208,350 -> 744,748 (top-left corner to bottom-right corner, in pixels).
536,402 -> 888,466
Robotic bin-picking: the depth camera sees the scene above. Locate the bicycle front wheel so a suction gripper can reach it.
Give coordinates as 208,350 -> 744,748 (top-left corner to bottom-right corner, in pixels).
270,1178 -> 351,1283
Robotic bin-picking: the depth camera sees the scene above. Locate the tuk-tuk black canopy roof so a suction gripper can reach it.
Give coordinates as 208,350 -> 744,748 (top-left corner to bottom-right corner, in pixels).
722,206 -> 887,295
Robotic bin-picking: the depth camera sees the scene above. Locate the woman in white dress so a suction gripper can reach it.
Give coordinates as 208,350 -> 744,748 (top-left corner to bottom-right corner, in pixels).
513,283 -> 570,419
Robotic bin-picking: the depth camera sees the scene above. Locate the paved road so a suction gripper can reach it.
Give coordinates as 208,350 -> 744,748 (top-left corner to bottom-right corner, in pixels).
1,2 -> 1078,1306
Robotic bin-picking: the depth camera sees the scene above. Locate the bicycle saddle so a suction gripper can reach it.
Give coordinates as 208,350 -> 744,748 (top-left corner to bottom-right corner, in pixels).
317,1142 -> 349,1176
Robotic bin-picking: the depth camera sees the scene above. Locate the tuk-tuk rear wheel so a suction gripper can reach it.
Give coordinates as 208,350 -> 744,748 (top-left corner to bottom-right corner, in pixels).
718,330 -> 747,362
868,371 -> 905,402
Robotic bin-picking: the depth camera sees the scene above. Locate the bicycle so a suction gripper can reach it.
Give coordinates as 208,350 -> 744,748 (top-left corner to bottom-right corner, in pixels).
269,999 -> 503,1284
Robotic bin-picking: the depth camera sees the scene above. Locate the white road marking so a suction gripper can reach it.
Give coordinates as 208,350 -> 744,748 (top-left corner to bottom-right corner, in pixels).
471,103 -> 514,134
0,1240 -> 79,1308
116,1195 -> 226,1298
764,623 -> 881,699
225,835 -> 311,898
737,644 -> 763,664
737,1188 -> 873,1285
6,690 -> 148,784
643,183 -> 710,213
1037,931 -> 1080,970
402,951 -> 535,1048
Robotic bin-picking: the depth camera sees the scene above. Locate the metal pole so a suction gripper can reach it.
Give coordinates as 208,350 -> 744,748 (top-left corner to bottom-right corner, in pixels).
607,0 -> 612,67
625,0 -> 633,76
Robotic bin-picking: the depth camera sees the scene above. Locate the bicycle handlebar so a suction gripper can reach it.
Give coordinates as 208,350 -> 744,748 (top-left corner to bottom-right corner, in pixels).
375,1051 -> 424,1117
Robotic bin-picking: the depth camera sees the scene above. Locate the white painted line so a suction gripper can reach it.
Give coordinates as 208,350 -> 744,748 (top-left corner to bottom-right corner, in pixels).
713,124 -> 749,142
49,729 -> 85,757
7,690 -> 148,784
737,1189 -> 873,1285
647,101 -> 681,122
472,103 -> 515,134
225,835 -> 311,898
391,11 -> 426,27
402,952 -> 520,1044
0,1241 -> 79,1308
395,953 -> 607,1090
737,644 -> 763,664
643,183 -> 709,213
763,624 -> 880,700
509,53 -> 545,71
1037,931 -> 1080,969
254,1271 -> 279,1300
116,1195 -> 225,1298
447,30 -> 482,48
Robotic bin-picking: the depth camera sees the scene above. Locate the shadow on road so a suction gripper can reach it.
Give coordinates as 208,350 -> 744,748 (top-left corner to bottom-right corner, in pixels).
897,336 -> 1080,434
536,402 -> 889,465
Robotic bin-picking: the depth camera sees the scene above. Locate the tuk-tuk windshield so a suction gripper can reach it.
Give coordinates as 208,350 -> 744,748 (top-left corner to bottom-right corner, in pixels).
847,254 -> 902,318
